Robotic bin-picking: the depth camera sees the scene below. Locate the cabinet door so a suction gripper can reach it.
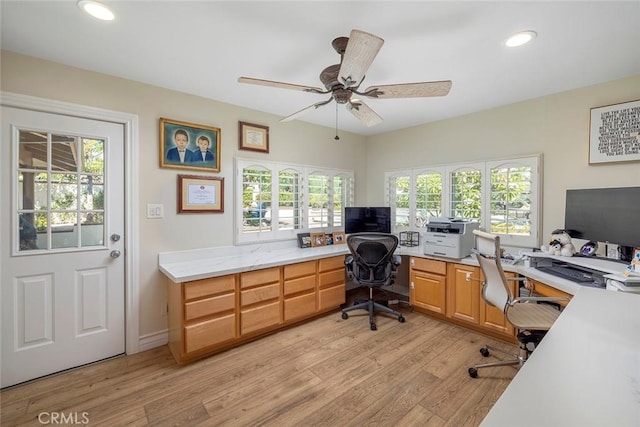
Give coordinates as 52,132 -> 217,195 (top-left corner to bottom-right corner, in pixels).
527,278 -> 572,306
478,271 -> 518,336
446,263 -> 480,324
410,270 -> 446,315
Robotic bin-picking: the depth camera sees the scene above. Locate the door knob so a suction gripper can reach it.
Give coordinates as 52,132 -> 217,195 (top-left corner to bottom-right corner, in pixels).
110,234 -> 121,242
110,250 -> 121,258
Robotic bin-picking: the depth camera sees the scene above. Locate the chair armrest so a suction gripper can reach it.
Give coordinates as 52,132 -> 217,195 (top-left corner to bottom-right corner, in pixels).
344,255 -> 354,279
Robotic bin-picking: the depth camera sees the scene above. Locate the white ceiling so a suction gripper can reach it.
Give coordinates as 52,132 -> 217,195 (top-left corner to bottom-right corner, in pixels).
2,1 -> 639,136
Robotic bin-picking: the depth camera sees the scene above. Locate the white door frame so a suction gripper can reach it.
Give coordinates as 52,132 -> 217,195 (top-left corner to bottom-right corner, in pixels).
1,91 -> 140,355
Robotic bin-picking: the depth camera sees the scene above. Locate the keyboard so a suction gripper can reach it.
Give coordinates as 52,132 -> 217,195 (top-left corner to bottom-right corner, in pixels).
536,265 -> 595,283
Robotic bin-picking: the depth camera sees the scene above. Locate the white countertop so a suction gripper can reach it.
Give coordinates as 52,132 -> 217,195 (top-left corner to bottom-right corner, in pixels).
158,240 -> 632,295
481,286 -> 640,427
158,240 -> 479,283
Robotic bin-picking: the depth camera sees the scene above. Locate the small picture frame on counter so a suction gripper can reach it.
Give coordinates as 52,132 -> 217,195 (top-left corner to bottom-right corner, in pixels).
332,231 -> 346,244
311,232 -> 326,247
297,232 -> 312,248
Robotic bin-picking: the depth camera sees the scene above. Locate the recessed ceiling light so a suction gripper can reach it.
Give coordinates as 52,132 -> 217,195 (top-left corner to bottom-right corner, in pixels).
78,0 -> 115,21
505,30 -> 537,47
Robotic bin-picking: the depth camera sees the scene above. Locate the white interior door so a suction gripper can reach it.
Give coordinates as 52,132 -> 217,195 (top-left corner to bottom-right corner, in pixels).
1,106 -> 125,388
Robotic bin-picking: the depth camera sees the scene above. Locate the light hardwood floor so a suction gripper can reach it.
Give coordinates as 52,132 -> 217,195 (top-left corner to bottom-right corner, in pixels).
1,306 -> 518,426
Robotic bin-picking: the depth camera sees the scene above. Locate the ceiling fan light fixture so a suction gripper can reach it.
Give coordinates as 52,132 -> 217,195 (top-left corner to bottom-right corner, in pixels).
505,30 -> 537,47
78,0 -> 115,21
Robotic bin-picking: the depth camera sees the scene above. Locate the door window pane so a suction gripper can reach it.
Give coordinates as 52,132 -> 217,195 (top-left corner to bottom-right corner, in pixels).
16,130 -> 106,252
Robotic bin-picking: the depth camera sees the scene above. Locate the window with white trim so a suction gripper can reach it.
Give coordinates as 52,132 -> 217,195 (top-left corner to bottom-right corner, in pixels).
385,155 -> 541,247
236,159 -> 354,243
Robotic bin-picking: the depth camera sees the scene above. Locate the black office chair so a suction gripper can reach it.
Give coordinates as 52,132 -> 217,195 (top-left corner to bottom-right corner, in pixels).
341,233 -> 406,330
468,230 -> 568,378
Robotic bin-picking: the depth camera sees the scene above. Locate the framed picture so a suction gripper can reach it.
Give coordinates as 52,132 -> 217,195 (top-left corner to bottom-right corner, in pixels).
297,232 -> 312,248
177,175 -> 224,213
310,232 -> 326,247
589,99 -> 640,165
332,231 -> 346,245
239,121 -> 269,153
160,118 -> 221,172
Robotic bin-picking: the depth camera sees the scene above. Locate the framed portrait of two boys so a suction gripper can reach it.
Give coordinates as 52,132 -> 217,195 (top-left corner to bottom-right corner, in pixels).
160,117 -> 221,172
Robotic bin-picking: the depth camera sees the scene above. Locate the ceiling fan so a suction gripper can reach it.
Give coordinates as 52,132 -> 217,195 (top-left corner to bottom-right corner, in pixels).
238,29 -> 452,127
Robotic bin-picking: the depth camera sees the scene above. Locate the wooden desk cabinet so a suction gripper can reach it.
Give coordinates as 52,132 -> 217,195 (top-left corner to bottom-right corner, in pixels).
525,278 -> 572,306
409,257 -> 446,317
446,263 -> 480,325
168,256 -> 345,364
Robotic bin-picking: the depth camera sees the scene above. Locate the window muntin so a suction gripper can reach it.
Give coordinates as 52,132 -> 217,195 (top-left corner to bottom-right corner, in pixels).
385,155 -> 540,247
489,164 -> 533,236
415,172 -> 442,228
241,166 -> 272,234
278,169 -> 302,231
236,159 -> 353,244
450,168 -> 482,222
17,130 -> 106,252
308,173 -> 329,229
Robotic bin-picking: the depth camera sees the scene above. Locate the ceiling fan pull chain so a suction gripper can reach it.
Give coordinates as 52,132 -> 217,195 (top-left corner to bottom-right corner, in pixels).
335,103 -> 340,140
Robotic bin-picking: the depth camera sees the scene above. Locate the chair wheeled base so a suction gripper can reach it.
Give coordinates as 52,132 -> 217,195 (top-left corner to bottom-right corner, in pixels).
468,330 -> 546,378
341,287 -> 405,331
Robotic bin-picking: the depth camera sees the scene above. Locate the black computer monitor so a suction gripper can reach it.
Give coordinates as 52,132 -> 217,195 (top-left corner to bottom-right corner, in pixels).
344,206 -> 391,234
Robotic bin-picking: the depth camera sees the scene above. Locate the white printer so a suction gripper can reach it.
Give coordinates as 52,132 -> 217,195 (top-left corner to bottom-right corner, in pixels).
423,217 -> 480,259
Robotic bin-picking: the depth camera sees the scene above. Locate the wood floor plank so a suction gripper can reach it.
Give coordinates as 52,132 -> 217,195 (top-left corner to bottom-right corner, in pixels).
0,309 -> 517,426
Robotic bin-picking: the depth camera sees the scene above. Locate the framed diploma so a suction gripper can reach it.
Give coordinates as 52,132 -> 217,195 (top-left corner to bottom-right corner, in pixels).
177,175 -> 224,213
239,121 -> 269,153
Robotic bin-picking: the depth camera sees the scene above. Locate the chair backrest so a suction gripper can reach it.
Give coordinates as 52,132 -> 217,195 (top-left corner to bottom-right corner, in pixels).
346,233 -> 398,286
472,229 -> 513,311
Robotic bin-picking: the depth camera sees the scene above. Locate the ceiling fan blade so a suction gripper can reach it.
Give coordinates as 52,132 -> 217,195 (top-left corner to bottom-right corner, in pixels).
238,77 -> 326,94
280,98 -> 334,122
338,30 -> 384,88
346,99 -> 383,127
362,80 -> 452,98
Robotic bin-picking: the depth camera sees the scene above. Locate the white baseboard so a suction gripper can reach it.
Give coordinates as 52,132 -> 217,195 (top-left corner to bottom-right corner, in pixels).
137,329 -> 168,352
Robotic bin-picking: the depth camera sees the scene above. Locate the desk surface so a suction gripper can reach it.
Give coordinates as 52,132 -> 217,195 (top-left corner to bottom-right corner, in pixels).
481,286 -> 640,427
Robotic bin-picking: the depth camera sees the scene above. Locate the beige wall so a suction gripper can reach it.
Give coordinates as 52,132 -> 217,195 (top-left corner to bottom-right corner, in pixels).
366,75 -> 640,245
2,50 -> 639,344
0,50 -> 367,339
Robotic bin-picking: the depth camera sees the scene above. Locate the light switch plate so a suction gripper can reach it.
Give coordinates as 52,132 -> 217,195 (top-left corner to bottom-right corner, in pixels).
147,204 -> 164,219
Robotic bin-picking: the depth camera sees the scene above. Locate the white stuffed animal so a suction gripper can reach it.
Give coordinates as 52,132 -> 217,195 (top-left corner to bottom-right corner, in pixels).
553,229 -> 576,257
542,229 -> 576,257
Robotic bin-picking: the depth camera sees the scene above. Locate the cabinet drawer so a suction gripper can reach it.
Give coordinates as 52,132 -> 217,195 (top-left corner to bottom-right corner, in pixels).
284,292 -> 316,321
184,313 -> 236,353
319,269 -> 345,288
318,256 -> 345,272
284,261 -> 316,280
241,301 -> 280,335
319,284 -> 345,310
185,293 -> 235,321
240,267 -> 280,289
241,282 -> 280,307
184,275 -> 236,301
411,257 -> 447,275
284,275 -> 316,296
